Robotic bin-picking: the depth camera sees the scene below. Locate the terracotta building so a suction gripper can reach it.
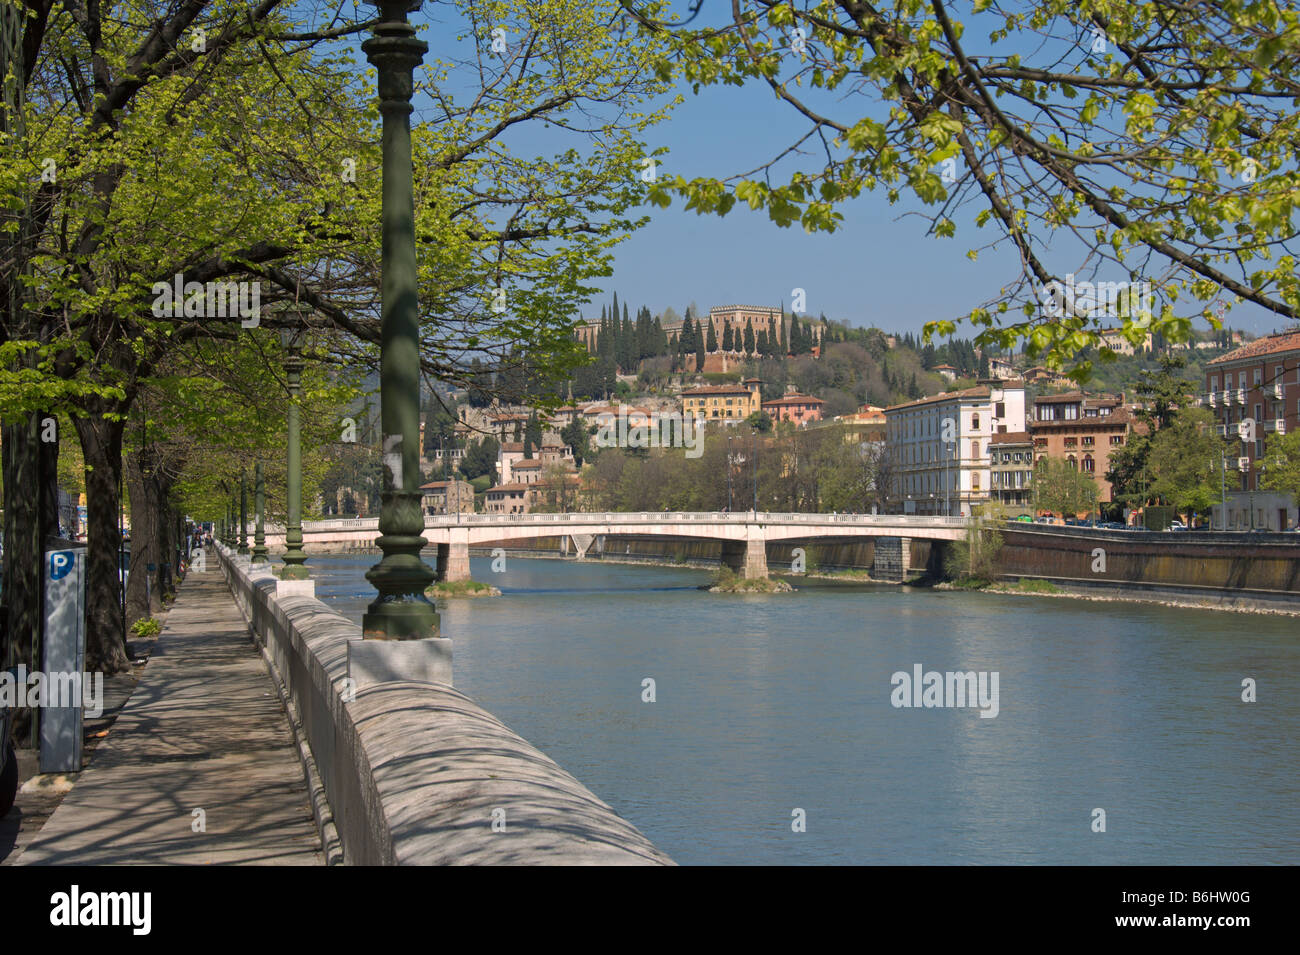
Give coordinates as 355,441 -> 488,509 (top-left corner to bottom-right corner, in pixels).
1029,392 -> 1133,501
1203,329 -> 1300,529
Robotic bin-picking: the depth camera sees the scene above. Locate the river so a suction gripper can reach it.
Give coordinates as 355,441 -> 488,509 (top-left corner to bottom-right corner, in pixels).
309,553 -> 1299,865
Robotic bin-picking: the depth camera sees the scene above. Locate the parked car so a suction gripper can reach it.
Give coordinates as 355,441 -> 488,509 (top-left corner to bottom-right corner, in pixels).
1167,521 -> 1189,532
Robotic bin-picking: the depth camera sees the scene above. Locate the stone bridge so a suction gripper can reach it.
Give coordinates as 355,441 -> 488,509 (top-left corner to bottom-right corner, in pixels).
258,512 -> 968,580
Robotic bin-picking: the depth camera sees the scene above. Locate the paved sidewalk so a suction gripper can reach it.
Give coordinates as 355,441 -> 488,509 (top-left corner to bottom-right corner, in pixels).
17,569 -> 323,865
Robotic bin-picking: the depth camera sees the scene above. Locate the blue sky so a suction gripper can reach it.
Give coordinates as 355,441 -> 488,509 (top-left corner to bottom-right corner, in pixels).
384,1 -> 1287,340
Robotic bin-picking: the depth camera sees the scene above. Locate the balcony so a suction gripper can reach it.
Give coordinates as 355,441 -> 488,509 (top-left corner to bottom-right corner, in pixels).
1271,383 -> 1285,400
1234,388 -> 1247,404
1263,418 -> 1287,435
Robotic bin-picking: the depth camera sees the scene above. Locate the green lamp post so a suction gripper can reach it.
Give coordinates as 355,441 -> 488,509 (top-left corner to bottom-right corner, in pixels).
360,0 -> 438,640
238,468 -> 249,555
252,461 -> 268,563
280,314 -> 310,579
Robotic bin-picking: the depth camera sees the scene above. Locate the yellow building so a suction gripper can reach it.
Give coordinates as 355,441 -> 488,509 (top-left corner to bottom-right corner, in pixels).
679,378 -> 762,421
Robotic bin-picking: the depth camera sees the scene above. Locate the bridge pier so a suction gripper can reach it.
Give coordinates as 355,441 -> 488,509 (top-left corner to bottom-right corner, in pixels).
435,530 -> 471,582
571,534 -> 595,560
872,536 -> 912,582
720,536 -> 768,579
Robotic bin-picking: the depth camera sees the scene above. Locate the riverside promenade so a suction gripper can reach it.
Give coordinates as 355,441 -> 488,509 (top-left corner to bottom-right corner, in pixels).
17,570 -> 323,865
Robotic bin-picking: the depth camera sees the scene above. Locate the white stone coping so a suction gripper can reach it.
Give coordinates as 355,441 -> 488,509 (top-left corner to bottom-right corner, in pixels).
217,550 -> 672,866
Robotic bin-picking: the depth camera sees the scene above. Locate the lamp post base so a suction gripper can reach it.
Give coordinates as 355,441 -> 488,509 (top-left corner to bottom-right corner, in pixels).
361,596 -> 440,641
279,563 -> 311,580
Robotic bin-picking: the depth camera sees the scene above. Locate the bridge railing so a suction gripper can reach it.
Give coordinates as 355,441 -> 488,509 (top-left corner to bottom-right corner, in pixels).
289,512 -> 969,532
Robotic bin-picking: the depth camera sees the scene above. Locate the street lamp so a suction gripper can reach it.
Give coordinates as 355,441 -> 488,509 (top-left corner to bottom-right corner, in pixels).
252,461 -> 268,563
361,0 -> 439,640
279,311 -> 310,579
238,468 -> 249,555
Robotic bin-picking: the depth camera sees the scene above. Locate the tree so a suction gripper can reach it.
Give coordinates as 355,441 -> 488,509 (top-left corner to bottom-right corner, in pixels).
945,505 -> 1005,583
1033,457 -> 1101,517
722,320 -> 734,353
561,415 -> 590,466
627,1 -> 1300,375
1107,355 -> 1196,507
1260,429 -> 1300,515
4,0 -> 676,675
743,319 -> 756,357
459,437 -> 500,482
1145,407 -> 1230,520
706,320 -> 718,353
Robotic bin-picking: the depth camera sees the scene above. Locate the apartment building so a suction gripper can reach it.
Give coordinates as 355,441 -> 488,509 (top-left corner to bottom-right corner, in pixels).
989,432 -> 1034,510
419,479 -> 475,515
1029,392 -> 1134,501
680,378 -> 763,421
885,382 -> 1027,515
1203,329 -> 1300,529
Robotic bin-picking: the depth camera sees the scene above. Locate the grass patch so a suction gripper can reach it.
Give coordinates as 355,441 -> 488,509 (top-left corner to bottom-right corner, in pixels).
426,579 -> 502,598
708,566 -> 795,593
946,577 -> 994,590
1000,578 -> 1062,594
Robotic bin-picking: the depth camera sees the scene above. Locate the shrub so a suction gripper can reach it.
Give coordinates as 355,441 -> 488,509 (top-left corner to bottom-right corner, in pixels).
130,617 -> 161,637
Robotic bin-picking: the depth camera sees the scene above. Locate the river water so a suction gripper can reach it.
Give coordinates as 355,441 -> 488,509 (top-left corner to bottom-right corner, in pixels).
309,553 -> 1299,865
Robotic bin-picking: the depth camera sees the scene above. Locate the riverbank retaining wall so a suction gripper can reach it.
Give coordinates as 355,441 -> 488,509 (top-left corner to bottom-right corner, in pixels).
992,525 -> 1300,610
215,545 -> 672,866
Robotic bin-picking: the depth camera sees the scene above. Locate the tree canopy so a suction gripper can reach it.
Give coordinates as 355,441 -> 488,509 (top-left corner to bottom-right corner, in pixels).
623,0 -> 1300,377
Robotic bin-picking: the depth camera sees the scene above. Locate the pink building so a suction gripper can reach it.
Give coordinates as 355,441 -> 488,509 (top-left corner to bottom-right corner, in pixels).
762,393 -> 825,426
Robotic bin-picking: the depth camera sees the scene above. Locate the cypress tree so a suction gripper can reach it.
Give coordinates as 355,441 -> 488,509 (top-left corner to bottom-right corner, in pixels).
757,328 -> 769,356
706,320 -> 718,353
743,318 -> 755,356
722,320 -> 734,353
696,333 -> 706,372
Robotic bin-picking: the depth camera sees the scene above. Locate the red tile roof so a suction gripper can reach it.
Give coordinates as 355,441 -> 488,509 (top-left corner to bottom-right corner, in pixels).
1208,330 -> 1300,364
762,394 -> 824,407
681,384 -> 756,396
885,386 -> 990,412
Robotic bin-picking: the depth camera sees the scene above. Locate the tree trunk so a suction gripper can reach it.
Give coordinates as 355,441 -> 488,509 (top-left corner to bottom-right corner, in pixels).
123,449 -> 159,622
1,412 -> 55,745
73,413 -> 130,674
156,501 -> 176,601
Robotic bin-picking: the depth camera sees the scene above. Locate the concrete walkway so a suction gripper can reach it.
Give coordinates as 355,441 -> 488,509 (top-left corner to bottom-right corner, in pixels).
18,570 -> 323,865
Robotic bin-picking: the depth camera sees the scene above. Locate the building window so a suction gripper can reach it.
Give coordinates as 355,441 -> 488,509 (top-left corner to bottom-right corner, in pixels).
971,440 -> 980,458
971,413 -> 980,430
1082,456 -> 1095,473
1110,435 -> 1124,446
